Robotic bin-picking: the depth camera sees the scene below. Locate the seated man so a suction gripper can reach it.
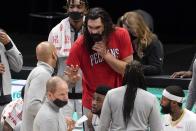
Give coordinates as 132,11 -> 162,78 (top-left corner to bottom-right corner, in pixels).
160,85 -> 196,131
87,85 -> 111,131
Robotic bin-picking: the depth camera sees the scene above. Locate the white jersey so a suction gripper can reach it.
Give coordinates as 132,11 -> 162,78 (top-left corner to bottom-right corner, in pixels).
163,109 -> 196,131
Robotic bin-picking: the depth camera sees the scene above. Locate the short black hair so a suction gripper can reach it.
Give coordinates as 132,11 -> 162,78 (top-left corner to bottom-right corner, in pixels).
165,85 -> 185,98
67,0 -> 88,7
95,85 -> 111,96
165,85 -> 185,107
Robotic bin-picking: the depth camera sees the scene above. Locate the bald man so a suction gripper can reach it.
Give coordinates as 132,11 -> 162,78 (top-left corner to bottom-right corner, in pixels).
21,41 -> 57,131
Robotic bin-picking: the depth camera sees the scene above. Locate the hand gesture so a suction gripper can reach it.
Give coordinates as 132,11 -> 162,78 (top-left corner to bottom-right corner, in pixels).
64,65 -> 81,84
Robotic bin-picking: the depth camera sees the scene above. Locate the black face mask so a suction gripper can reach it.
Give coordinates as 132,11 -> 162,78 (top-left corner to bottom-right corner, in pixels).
69,12 -> 83,21
53,99 -> 68,108
90,33 -> 103,42
161,102 -> 171,114
129,32 -> 137,42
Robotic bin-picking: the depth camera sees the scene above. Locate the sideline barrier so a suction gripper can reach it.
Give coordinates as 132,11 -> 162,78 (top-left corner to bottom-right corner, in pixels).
145,75 -> 191,89
11,76 -> 195,111
11,75 -> 192,100
11,79 -> 26,100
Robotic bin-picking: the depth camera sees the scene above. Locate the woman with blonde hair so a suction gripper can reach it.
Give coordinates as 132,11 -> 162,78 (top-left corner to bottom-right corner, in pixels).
121,11 -> 164,75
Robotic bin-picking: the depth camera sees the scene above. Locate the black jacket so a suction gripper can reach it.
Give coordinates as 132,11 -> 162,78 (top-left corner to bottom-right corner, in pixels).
141,39 -> 164,75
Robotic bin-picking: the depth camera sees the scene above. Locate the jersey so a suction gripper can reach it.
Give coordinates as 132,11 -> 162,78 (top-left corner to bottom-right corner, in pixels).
163,109 -> 196,131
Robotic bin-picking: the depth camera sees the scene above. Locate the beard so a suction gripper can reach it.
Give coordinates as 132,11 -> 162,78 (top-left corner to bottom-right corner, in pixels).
161,102 -> 171,114
90,33 -> 103,42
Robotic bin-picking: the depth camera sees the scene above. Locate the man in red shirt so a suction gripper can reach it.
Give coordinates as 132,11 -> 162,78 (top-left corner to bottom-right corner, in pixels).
65,7 -> 133,113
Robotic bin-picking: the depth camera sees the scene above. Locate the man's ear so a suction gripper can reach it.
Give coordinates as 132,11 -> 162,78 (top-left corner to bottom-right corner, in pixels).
84,6 -> 89,15
52,52 -> 56,59
47,92 -> 53,100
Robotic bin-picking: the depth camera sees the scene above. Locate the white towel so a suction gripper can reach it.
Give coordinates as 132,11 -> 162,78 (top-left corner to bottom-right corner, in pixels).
48,17 -> 72,57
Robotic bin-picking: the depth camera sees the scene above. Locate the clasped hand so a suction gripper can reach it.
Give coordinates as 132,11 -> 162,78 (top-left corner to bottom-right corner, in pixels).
92,41 -> 108,58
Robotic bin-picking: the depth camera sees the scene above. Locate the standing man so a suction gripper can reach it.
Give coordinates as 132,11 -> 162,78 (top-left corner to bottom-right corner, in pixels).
0,28 -> 23,130
21,41 -> 57,131
66,7 -> 133,115
48,0 -> 88,76
33,76 -> 71,131
48,0 -> 88,118
161,85 -> 196,131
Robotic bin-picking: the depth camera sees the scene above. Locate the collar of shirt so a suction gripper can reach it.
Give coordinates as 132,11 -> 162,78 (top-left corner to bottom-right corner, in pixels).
37,61 -> 54,75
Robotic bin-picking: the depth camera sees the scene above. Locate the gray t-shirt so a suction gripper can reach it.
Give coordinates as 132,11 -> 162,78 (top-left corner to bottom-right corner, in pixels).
33,100 -> 67,131
98,86 -> 163,131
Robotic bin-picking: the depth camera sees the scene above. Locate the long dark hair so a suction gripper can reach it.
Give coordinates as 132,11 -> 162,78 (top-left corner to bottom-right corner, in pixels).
83,7 -> 115,54
122,60 -> 146,126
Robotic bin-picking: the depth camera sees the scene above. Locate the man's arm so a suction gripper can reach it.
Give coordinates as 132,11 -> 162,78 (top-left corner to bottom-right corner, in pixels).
0,32 -> 23,72
186,59 -> 196,110
5,41 -> 23,72
188,53 -> 196,72
170,71 -> 192,78
26,73 -> 51,116
92,42 -> 133,76
87,111 -> 95,131
103,52 -> 132,75
170,53 -> 196,78
186,80 -> 196,110
98,93 -> 112,131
